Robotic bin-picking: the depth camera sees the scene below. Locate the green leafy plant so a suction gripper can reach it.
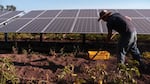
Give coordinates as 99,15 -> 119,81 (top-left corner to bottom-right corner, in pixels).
12,46 -> 18,54
58,64 -> 75,79
142,51 -> 150,59
107,63 -> 140,84
84,64 -> 107,84
22,48 -> 28,54
49,48 -> 56,56
57,64 -> 85,84
0,57 -> 19,84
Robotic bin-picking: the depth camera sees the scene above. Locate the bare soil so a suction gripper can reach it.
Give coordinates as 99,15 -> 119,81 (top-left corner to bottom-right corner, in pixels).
0,40 -> 150,84
0,53 -> 150,84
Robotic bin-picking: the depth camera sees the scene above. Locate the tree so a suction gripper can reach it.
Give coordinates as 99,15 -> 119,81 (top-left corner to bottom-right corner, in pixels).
6,5 -> 16,11
0,5 -> 4,11
0,5 -> 16,11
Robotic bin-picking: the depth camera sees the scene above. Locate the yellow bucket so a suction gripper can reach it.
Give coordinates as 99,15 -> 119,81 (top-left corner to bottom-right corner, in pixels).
88,51 -> 110,60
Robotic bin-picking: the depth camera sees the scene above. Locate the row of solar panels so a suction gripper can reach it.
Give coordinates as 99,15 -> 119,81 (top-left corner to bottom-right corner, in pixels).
0,9 -> 150,34
0,11 -> 22,24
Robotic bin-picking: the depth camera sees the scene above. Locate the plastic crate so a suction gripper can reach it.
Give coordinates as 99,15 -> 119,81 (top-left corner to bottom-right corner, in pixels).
88,51 -> 110,60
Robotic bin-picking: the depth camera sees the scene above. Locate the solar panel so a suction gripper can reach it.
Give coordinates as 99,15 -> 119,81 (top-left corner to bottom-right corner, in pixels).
38,10 -> 60,18
18,18 -> 52,33
0,11 -> 10,16
20,10 -> 44,18
0,19 -> 6,23
44,18 -> 74,33
0,11 -> 22,19
73,18 -> 100,33
58,10 -> 78,17
117,9 -> 142,17
0,19 -> 32,32
78,9 -> 97,17
132,19 -> 150,34
137,9 -> 150,17
101,21 -> 107,33
0,9 -> 150,35
0,11 -> 23,26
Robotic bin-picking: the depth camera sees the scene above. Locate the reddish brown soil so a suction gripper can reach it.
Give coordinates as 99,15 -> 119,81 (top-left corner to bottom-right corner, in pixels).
0,53 -> 150,84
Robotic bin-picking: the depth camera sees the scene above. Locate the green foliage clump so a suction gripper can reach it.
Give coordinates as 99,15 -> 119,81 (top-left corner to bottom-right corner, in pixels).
107,63 -> 140,84
0,57 -> 19,84
84,64 -> 107,83
58,64 -> 75,79
142,51 -> 150,59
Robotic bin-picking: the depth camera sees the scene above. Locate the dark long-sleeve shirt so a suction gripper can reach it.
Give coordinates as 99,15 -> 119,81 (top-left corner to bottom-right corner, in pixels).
106,13 -> 135,37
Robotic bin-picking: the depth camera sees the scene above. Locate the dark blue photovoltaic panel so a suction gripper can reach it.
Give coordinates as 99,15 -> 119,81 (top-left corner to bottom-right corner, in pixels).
18,19 -> 52,33
0,9 -> 150,34
0,19 -> 6,23
132,19 -> 150,34
117,9 -> 142,17
38,10 -> 60,18
78,9 -> 97,17
0,11 -> 22,18
20,10 -> 44,18
58,10 -> 78,17
0,19 -> 32,32
101,21 -> 107,33
0,11 -> 9,16
73,18 -> 100,33
137,9 -> 150,17
44,18 -> 74,33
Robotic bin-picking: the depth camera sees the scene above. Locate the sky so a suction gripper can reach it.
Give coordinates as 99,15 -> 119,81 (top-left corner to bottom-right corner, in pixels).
1,0 -> 150,11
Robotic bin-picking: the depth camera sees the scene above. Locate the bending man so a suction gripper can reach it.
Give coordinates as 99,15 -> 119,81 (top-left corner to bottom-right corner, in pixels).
98,10 -> 143,66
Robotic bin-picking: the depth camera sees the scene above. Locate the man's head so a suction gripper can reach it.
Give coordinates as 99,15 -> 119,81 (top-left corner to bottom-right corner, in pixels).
98,10 -> 112,21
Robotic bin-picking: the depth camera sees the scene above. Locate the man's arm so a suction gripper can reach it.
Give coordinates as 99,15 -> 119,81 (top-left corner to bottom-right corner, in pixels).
110,32 -> 117,39
125,16 -> 132,21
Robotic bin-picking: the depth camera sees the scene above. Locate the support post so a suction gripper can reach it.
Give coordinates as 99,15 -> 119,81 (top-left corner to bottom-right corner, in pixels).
82,34 -> 86,45
40,33 -> 43,42
4,33 -> 8,42
81,34 -> 86,52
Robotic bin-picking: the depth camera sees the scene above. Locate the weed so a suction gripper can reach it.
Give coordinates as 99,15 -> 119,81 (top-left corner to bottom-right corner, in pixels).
12,46 -> 18,54
85,64 -> 107,84
22,48 -> 28,54
58,64 -> 75,79
73,45 -> 80,56
107,63 -> 140,84
0,57 -> 19,84
49,48 -> 56,56
142,51 -> 150,59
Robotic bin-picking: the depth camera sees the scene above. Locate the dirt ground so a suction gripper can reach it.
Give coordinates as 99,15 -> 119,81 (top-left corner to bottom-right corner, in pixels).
0,53 -> 150,84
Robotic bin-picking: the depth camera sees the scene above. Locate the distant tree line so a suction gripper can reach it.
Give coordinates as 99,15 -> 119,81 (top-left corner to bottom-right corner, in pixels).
0,5 -> 16,11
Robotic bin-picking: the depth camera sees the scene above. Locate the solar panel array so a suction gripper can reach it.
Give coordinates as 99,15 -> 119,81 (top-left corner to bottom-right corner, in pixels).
0,11 -> 22,25
0,9 -> 150,34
